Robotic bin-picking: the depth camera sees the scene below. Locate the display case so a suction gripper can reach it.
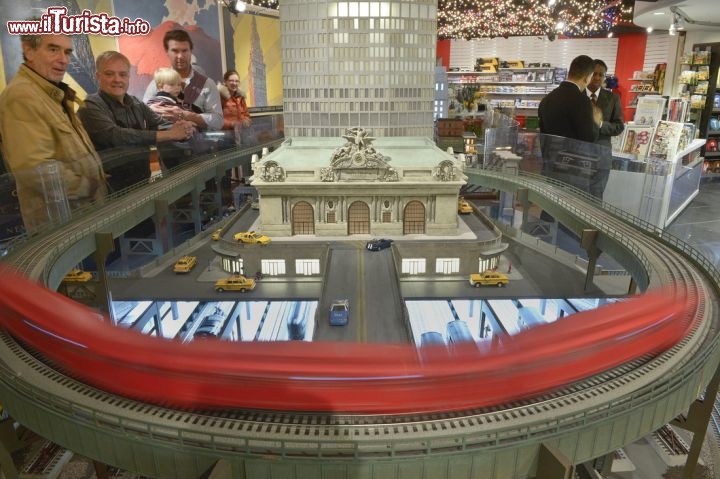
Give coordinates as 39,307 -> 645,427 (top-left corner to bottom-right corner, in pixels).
604,139 -> 705,228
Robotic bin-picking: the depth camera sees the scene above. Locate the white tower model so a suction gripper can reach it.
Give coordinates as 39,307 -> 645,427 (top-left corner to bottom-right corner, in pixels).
279,0 -> 437,138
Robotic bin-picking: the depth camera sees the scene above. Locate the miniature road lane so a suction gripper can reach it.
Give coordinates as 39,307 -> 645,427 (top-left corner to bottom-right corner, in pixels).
314,241 -> 408,343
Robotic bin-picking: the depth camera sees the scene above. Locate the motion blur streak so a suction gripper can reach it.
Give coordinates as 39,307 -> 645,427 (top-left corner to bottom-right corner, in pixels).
0,267 -> 695,414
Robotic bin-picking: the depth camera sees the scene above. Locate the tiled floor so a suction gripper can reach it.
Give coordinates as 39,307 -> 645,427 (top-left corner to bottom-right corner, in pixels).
665,180 -> 720,266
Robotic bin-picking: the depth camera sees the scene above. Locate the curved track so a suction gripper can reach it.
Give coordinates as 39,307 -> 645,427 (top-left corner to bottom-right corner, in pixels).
0,162 -> 718,479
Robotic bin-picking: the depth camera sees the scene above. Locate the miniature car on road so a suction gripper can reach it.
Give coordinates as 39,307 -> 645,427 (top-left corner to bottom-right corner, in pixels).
329,299 -> 350,326
173,255 -> 197,273
469,270 -> 509,287
214,275 -> 257,292
458,197 -> 473,214
63,268 -> 92,282
366,238 -> 393,251
233,230 -> 271,244
211,228 -> 222,241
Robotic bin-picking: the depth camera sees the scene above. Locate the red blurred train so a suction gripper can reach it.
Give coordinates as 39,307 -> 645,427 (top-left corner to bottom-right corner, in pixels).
0,267 -> 695,414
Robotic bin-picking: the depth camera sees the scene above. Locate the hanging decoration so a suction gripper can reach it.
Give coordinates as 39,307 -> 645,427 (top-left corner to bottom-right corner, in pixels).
241,0 -> 279,9
437,0 -> 635,40
237,0 -> 635,40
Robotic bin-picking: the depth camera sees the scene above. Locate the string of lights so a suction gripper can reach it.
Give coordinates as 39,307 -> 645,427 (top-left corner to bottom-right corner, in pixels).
240,0 -> 279,9
229,0 -> 634,40
437,0 -> 634,39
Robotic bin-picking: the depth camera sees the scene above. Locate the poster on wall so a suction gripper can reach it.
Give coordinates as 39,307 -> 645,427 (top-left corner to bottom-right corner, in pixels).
221,9 -> 282,108
114,0 -> 224,98
0,0 -> 224,100
0,0 -> 120,95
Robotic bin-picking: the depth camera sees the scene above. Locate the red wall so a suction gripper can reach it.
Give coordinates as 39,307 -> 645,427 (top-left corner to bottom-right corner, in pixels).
437,39 -> 451,69
615,33 -> 648,122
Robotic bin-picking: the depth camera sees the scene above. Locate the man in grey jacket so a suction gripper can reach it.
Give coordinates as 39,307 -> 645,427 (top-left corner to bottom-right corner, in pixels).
79,50 -> 194,190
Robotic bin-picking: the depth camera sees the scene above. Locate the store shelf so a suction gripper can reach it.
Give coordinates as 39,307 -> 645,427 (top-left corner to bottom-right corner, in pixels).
498,67 -> 553,71
705,151 -> 720,158
479,91 -> 548,95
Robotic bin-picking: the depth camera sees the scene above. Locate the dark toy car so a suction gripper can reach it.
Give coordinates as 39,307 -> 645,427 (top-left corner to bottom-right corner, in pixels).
366,238 -> 393,251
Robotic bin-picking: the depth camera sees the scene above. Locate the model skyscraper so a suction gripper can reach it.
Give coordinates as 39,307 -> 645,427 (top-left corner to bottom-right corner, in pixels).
279,0 -> 437,138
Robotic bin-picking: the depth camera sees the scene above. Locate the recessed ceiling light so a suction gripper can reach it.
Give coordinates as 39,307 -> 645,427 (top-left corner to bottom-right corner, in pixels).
653,12 -> 666,15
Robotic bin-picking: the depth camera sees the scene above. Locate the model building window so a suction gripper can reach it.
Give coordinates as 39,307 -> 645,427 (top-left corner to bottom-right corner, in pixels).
403,200 -> 426,234
222,258 -> 243,275
295,259 -> 320,276
479,258 -> 498,272
436,258 -> 460,275
402,258 -> 426,275
326,212 -> 336,223
292,201 -> 315,235
382,211 -> 391,223
261,259 -> 286,276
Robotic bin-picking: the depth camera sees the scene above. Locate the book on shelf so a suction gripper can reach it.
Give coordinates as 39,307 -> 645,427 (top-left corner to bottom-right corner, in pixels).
695,81 -> 709,95
697,65 -> 710,81
678,70 -> 697,84
633,95 -> 666,126
693,49 -> 711,65
667,98 -> 691,123
677,123 -> 697,152
653,63 -> 667,93
648,121 -> 685,161
619,123 -> 655,160
690,94 -> 706,109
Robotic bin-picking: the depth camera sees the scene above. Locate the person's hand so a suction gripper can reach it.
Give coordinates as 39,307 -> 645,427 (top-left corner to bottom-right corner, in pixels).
592,105 -> 603,127
242,118 -> 252,127
168,120 -> 195,141
151,104 -> 184,122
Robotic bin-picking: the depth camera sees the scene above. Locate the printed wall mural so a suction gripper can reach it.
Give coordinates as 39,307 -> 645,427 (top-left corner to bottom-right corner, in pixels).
0,0 -> 282,105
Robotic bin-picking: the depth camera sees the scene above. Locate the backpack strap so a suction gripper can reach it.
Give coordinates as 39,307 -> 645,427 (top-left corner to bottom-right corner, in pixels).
182,70 -> 208,107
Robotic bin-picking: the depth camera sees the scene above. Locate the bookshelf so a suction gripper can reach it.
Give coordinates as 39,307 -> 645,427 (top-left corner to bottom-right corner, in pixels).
677,43 -> 720,173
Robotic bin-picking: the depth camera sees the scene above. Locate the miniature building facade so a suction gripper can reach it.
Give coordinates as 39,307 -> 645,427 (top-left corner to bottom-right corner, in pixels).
252,128 -> 467,237
279,0 -> 437,138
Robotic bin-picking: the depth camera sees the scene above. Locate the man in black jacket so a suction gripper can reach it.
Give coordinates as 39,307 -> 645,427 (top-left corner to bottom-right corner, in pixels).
538,55 -> 605,198
539,55 -> 602,142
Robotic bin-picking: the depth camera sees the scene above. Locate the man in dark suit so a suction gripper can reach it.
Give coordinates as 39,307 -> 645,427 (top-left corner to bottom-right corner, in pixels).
539,55 -> 602,142
587,59 -> 624,149
538,55 -> 604,199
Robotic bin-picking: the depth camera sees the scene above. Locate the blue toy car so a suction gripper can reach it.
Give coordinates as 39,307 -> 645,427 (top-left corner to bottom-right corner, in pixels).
329,299 -> 349,326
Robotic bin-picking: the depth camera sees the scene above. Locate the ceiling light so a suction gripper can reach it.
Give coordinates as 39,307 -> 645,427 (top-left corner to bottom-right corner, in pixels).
607,31 -> 613,38
225,0 -> 246,14
668,21 -> 677,36
646,26 -> 653,33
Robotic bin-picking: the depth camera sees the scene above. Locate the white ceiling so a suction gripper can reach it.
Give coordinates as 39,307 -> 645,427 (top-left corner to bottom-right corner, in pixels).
634,0 -> 720,32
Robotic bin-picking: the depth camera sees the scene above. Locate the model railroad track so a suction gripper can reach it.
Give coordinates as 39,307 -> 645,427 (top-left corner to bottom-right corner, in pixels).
0,162 -> 716,476
4,142 -> 282,283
